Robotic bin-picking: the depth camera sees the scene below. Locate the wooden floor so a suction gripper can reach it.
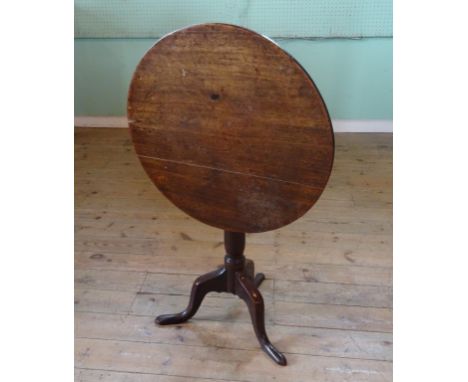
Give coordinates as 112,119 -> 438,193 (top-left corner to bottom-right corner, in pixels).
75,128 -> 392,381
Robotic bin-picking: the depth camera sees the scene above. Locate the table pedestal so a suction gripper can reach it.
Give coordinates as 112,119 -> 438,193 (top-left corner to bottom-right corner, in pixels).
155,231 -> 287,366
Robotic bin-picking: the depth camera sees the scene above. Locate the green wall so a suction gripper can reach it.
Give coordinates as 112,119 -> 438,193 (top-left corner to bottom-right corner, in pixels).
74,1 -> 392,119
75,0 -> 392,38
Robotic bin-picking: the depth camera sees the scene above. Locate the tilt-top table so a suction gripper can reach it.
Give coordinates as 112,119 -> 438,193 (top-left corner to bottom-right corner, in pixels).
127,23 -> 334,366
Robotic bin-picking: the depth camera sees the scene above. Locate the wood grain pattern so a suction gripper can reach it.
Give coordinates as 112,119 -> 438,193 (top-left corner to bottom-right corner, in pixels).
75,338 -> 392,382
127,23 -> 334,233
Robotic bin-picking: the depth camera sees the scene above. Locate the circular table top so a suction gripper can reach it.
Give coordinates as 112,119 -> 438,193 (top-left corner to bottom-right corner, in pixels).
128,23 -> 334,233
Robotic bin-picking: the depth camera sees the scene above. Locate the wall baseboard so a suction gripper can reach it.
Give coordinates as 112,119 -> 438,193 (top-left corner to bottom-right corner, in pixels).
332,119 -> 392,132
74,116 -> 392,133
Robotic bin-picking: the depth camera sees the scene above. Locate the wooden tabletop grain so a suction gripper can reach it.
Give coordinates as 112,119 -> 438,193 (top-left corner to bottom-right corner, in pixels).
128,23 -> 334,233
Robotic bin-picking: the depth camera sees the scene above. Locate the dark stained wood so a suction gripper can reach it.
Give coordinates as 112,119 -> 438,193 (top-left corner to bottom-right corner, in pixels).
128,23 -> 334,233
155,231 -> 287,366
126,23 -> 335,367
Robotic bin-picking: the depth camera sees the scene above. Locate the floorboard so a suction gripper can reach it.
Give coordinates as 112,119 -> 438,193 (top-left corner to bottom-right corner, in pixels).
75,128 -> 392,381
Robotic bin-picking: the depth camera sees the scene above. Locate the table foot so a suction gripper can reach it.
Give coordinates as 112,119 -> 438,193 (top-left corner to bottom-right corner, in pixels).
155,267 -> 227,325
254,272 -> 265,288
236,273 -> 287,366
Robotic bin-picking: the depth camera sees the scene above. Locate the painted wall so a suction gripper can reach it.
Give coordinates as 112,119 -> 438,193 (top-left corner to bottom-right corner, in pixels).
74,0 -> 392,119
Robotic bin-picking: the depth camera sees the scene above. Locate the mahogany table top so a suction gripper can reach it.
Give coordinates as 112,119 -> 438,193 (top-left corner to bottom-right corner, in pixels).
128,23 -> 334,233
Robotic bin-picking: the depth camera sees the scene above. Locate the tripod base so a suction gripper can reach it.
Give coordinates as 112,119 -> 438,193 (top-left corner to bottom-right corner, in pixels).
155,232 -> 287,366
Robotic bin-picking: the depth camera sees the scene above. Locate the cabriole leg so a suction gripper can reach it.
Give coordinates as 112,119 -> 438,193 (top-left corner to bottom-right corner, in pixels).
155,267 -> 227,325
235,272 -> 287,366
